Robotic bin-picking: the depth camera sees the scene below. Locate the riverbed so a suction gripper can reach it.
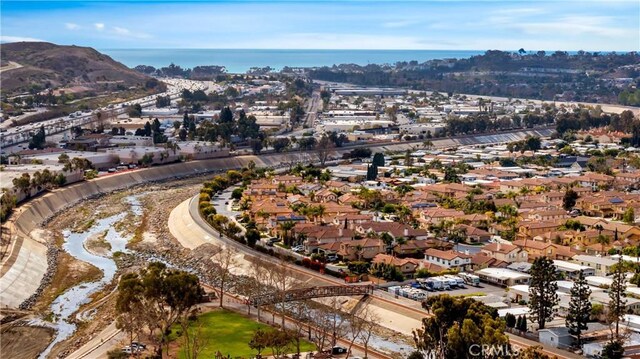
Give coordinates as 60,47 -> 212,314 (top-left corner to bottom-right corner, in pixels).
35,196 -> 141,358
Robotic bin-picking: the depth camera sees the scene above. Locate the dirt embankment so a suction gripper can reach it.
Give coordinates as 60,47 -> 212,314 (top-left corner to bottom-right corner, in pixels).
1,324 -> 55,359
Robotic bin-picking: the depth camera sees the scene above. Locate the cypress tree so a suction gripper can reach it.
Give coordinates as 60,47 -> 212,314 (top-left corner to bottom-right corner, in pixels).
566,271 -> 592,346
372,152 -> 385,167
609,256 -> 627,340
528,257 -> 559,330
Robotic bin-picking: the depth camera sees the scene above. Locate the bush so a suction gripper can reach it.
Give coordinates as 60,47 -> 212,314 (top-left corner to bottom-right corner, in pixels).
107,350 -> 128,359
231,188 -> 244,200
201,205 -> 216,217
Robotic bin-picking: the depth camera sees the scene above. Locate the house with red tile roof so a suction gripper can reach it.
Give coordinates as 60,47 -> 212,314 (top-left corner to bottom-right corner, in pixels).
356,222 -> 429,240
454,224 -> 491,243
372,254 -> 421,278
337,238 -> 385,261
417,208 -> 465,226
481,242 -> 528,263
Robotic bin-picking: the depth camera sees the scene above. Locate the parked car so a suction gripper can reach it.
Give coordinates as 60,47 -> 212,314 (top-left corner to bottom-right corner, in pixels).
331,346 -> 348,355
131,342 -> 146,350
292,245 -> 305,253
326,254 -> 338,262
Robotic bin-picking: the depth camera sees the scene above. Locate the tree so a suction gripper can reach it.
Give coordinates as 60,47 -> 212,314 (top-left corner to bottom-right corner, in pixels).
404,149 -> 413,167
316,134 -> 334,166
366,164 -> 378,181
563,189 -> 579,211
58,153 -> 70,164
609,256 -> 627,340
180,311 -> 207,359
28,125 -> 46,150
128,103 -> 142,117
600,340 -> 625,359
211,246 -> 238,308
566,271 -> 592,347
249,138 -> 263,155
505,313 -> 516,328
272,137 -> 290,153
372,152 -> 385,167
245,229 -> 260,248
623,207 -> 635,224
528,257 -> 559,330
443,167 -> 460,183
413,295 -> 508,359
12,173 -> 32,198
115,262 -> 203,357
278,220 -> 296,246
249,328 -> 269,357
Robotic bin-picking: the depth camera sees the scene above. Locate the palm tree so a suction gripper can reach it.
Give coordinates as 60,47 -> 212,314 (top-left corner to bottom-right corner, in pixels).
279,221 -> 296,246
595,234 -> 610,255
396,205 -> 412,224
380,232 -> 394,254
594,224 -> 604,236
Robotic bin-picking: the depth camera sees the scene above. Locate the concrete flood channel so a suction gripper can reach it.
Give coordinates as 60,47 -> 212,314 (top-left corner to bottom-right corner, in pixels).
34,196 -> 142,359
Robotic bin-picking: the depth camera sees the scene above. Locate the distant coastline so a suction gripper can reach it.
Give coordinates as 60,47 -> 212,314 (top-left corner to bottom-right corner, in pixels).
100,48 -> 487,73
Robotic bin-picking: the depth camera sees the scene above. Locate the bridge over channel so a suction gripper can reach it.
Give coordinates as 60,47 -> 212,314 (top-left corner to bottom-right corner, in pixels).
249,285 -> 374,306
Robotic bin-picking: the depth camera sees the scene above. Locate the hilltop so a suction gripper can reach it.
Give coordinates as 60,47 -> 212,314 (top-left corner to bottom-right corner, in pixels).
0,42 -> 150,96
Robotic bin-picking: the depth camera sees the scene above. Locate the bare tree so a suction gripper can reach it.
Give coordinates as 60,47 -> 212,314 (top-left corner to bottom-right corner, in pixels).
236,257 -> 272,317
311,305 -> 334,352
287,300 -> 313,356
180,307 -> 208,359
267,259 -> 296,327
315,134 -> 334,166
357,305 -> 380,359
211,246 -> 239,308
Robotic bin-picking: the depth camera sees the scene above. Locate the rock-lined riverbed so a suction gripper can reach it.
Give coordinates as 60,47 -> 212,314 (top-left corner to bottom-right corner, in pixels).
35,196 -> 142,359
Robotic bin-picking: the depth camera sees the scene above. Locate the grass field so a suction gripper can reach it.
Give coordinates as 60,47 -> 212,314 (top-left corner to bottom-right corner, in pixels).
175,309 -> 316,358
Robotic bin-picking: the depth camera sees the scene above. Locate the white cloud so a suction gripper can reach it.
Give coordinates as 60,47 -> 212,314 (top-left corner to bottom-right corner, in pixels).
112,26 -> 151,39
94,23 -> 105,31
65,23 -> 80,30
113,26 -> 130,35
0,35 -> 45,43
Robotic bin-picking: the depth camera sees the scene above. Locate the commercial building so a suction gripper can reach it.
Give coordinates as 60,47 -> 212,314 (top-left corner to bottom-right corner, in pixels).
475,267 -> 531,287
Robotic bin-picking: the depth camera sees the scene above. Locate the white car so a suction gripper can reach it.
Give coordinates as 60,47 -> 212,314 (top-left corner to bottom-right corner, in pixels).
292,245 -> 305,253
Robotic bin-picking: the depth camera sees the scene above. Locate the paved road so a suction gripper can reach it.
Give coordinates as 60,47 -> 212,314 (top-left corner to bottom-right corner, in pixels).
303,89 -> 322,129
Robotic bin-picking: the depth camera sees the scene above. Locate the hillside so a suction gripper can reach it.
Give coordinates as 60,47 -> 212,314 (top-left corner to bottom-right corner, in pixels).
0,42 -> 150,95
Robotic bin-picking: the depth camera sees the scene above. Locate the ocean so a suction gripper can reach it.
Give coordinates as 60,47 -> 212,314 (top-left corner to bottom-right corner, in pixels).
100,49 -> 486,74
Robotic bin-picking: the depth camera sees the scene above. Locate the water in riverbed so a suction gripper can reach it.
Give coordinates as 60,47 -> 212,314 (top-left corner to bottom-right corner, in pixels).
35,196 -> 141,358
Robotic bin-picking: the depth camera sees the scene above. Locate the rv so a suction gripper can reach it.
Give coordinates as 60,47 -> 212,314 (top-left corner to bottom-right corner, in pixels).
459,273 -> 481,287
445,274 -> 466,288
435,276 -> 456,290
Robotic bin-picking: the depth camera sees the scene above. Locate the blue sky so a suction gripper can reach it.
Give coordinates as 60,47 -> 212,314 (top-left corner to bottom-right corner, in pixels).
1,1 -> 638,51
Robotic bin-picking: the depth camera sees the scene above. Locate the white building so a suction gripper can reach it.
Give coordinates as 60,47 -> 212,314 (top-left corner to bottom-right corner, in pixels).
475,267 -> 531,287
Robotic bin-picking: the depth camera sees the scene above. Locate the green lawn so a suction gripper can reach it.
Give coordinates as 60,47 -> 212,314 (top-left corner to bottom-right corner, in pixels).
175,309 -> 315,358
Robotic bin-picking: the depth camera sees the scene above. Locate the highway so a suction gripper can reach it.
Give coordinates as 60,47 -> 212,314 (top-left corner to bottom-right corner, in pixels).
0,78 -> 205,152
